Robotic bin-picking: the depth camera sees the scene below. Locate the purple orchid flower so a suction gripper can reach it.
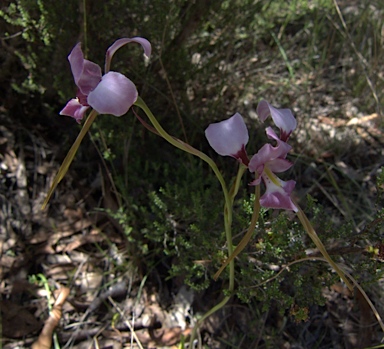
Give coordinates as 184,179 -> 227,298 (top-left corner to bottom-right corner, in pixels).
205,100 -> 297,211
248,136 -> 297,212
60,37 -> 151,123
248,100 -> 297,211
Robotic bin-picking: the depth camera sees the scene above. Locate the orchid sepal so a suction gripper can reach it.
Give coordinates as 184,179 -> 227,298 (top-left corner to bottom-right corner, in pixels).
87,71 -> 138,116
257,100 -> 297,142
105,37 -> 152,73
248,142 -> 292,174
205,113 -> 249,165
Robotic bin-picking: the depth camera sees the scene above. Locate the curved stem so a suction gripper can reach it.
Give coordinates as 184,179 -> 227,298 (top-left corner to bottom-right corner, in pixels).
134,98 -> 234,261
189,295 -> 231,348
294,201 -> 353,291
134,97 -> 237,347
134,97 -> 230,208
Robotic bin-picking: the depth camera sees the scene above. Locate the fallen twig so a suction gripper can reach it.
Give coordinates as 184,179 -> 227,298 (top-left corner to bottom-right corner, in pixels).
32,287 -> 70,349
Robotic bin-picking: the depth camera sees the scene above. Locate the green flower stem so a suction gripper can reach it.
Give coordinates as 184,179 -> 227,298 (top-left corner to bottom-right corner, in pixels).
134,97 -> 237,346
189,295 -> 231,348
229,163 -> 248,206
295,201 -> 353,291
214,184 -> 261,280
134,97 -> 229,204
190,172 -> 257,348
134,97 -> 233,254
42,109 -> 99,209
222,163 -> 247,291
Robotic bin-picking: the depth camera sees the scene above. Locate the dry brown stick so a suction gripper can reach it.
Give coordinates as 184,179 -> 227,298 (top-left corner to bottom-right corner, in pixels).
32,287 -> 70,349
58,318 -> 162,342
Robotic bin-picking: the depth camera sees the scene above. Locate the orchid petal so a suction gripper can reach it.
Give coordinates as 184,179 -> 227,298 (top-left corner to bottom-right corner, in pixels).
87,71 -> 138,116
60,99 -> 90,123
249,176 -> 262,186
68,43 -> 102,95
257,100 -> 297,141
260,176 -> 297,211
105,37 -> 152,73
249,142 -> 291,173
265,126 -> 279,141
265,126 -> 292,158
267,158 -> 293,173
205,113 -> 249,162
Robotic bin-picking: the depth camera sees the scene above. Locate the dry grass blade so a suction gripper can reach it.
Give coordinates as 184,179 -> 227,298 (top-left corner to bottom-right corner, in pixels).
332,0 -> 381,114
107,296 -> 145,349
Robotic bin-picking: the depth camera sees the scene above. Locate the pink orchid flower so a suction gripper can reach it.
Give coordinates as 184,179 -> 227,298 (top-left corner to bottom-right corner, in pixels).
248,134 -> 297,211
205,100 -> 297,211
248,100 -> 297,211
60,37 -> 151,123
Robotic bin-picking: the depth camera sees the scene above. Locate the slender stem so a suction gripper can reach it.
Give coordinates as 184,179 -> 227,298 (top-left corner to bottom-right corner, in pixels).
229,164 -> 247,206
295,201 -> 353,291
189,295 -> 231,348
214,184 -> 260,280
134,98 -> 233,259
222,165 -> 248,292
42,109 -> 98,209
134,97 -> 237,347
134,98 -> 226,195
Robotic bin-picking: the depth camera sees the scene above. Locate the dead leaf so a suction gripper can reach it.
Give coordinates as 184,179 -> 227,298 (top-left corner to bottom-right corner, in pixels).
31,287 -> 70,349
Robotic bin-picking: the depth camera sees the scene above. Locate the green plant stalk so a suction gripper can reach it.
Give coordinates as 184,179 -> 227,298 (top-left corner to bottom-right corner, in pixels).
189,295 -> 231,348
214,184 -> 260,280
134,98 -> 229,202
224,164 -> 248,288
295,202 -> 353,291
134,98 -> 233,265
185,165 -> 249,348
134,97 -> 236,346
229,163 -> 248,206
42,109 -> 98,209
